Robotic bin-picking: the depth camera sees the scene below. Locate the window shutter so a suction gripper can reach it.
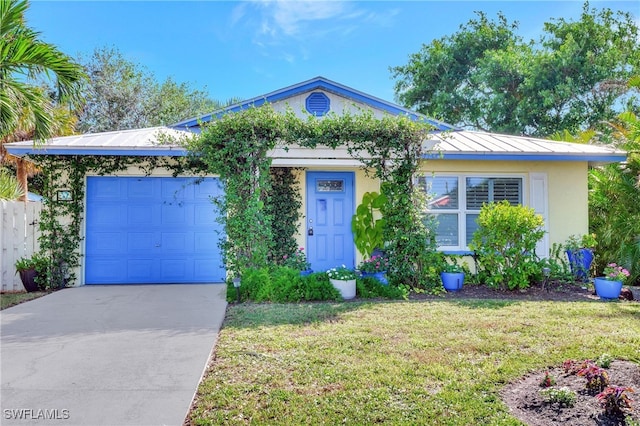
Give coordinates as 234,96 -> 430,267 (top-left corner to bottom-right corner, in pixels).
530,173 -> 549,258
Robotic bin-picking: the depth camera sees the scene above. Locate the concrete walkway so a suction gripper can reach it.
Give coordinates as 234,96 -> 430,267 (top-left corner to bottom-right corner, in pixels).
1,285 -> 227,425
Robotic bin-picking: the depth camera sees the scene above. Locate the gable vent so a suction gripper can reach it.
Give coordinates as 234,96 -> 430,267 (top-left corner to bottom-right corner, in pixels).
305,92 -> 330,116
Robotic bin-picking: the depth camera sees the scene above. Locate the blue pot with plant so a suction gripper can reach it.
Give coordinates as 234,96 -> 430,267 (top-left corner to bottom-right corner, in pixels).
440,262 -> 465,291
358,255 -> 390,285
594,263 -> 629,299
283,247 -> 313,276
564,234 -> 596,281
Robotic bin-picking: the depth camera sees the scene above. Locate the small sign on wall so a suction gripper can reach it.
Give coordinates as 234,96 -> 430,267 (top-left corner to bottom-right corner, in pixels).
57,190 -> 72,201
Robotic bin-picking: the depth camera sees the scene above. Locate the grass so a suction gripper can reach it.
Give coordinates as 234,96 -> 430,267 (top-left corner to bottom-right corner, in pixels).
0,291 -> 46,310
189,299 -> 640,425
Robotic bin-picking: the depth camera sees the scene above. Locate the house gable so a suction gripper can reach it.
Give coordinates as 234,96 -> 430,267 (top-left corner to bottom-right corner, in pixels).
171,76 -> 456,132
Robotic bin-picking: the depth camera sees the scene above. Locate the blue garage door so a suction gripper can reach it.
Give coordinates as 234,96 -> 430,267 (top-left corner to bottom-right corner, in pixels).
85,176 -> 225,284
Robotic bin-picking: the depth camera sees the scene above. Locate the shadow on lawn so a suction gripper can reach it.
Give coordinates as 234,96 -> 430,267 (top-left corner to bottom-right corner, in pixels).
223,301 -> 383,329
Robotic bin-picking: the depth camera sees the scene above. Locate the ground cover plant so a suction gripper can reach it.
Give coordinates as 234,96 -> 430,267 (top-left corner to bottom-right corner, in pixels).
188,297 -> 639,425
0,291 -> 46,310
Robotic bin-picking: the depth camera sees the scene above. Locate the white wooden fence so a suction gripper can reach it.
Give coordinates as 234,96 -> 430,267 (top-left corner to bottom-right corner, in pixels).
1,200 -> 42,292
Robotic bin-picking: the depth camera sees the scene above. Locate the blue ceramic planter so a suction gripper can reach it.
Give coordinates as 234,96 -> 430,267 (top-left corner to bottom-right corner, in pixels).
441,272 -> 465,291
361,271 -> 389,285
566,249 -> 594,281
594,277 -> 622,300
300,269 -> 314,277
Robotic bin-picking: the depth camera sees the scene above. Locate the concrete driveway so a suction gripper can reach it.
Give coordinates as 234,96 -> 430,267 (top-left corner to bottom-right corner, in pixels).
1,284 -> 227,425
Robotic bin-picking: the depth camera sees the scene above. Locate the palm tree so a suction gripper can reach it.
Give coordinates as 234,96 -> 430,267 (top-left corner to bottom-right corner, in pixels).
0,0 -> 85,199
589,81 -> 640,284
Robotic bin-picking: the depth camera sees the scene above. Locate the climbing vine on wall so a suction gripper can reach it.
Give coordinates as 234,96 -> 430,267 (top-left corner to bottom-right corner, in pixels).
266,167 -> 302,264
290,110 -> 443,290
188,106 -> 293,277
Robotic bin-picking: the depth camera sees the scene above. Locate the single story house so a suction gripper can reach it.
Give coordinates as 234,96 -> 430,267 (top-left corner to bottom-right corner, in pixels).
5,77 -> 626,286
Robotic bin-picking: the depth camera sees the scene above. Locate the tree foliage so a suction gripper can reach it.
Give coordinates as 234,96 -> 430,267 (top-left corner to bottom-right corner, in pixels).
589,101 -> 640,284
392,3 -> 640,137
77,47 -> 227,133
0,0 -> 85,143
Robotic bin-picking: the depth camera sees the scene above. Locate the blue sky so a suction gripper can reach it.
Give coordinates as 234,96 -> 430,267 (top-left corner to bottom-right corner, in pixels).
27,1 -> 640,105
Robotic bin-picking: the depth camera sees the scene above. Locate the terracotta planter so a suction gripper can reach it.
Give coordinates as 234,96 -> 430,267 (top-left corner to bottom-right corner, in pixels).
18,268 -> 39,292
329,278 -> 356,300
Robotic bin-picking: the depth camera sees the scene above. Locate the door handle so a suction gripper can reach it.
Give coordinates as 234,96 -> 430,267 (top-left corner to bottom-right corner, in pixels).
308,227 -> 314,236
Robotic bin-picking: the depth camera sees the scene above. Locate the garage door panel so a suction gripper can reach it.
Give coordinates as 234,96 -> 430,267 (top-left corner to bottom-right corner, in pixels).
128,205 -> 156,225
194,233 -> 217,251
89,260 -> 125,282
86,176 -> 225,284
194,259 -> 223,281
161,233 -> 188,251
88,232 -> 122,252
89,178 -> 121,199
161,179 -> 191,199
161,260 -> 187,280
127,259 -> 155,280
195,179 -> 221,199
127,179 -> 155,199
90,204 -> 124,226
161,204 -> 188,225
128,233 -> 154,251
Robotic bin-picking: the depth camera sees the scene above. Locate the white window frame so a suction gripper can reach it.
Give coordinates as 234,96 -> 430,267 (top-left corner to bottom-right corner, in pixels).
421,173 -> 528,252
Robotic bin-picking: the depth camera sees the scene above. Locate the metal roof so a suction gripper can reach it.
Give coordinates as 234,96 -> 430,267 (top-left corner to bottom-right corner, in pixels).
4,127 -> 625,165
424,130 -> 626,164
4,127 -> 194,157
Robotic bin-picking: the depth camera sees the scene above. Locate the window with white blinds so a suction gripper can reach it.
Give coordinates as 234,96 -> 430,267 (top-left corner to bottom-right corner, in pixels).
420,175 -> 524,250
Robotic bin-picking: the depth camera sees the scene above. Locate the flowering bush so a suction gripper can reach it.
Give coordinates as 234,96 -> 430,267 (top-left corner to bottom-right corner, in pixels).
282,247 -> 311,271
326,265 -> 357,281
358,255 -> 390,273
602,263 -> 630,282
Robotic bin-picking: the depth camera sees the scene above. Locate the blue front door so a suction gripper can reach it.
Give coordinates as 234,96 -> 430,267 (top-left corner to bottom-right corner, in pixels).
306,172 -> 355,273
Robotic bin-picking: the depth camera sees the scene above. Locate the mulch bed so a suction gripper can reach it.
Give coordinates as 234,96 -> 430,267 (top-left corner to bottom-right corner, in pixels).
412,281 -> 639,425
502,361 -> 640,426
409,281 -> 639,303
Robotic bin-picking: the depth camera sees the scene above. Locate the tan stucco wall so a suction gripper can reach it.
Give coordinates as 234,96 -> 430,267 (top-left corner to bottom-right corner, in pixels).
420,160 -> 589,250
68,159 -> 588,284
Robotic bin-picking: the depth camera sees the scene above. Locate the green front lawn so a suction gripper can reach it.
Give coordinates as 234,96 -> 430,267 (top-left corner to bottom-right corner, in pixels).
190,299 -> 639,425
0,292 -> 46,310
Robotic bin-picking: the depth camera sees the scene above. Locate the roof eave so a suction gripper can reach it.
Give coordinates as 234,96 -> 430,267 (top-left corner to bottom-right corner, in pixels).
5,147 -> 188,157
424,151 -> 628,164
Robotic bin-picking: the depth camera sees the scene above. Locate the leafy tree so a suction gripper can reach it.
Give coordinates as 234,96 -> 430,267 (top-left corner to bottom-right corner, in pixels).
77,47 -> 228,132
392,3 -> 640,137
589,99 -> 640,284
0,0 -> 85,198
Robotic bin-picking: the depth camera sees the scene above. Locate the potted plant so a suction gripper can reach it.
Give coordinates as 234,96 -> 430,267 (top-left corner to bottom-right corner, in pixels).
440,262 -> 465,292
564,234 -> 597,281
326,266 -> 357,299
594,263 -> 629,300
14,252 -> 48,292
283,247 -> 312,276
358,254 -> 390,285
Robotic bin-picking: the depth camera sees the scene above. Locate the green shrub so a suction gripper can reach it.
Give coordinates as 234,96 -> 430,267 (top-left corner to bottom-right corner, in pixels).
227,267 -> 340,303
469,201 -> 545,290
356,277 -> 409,300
